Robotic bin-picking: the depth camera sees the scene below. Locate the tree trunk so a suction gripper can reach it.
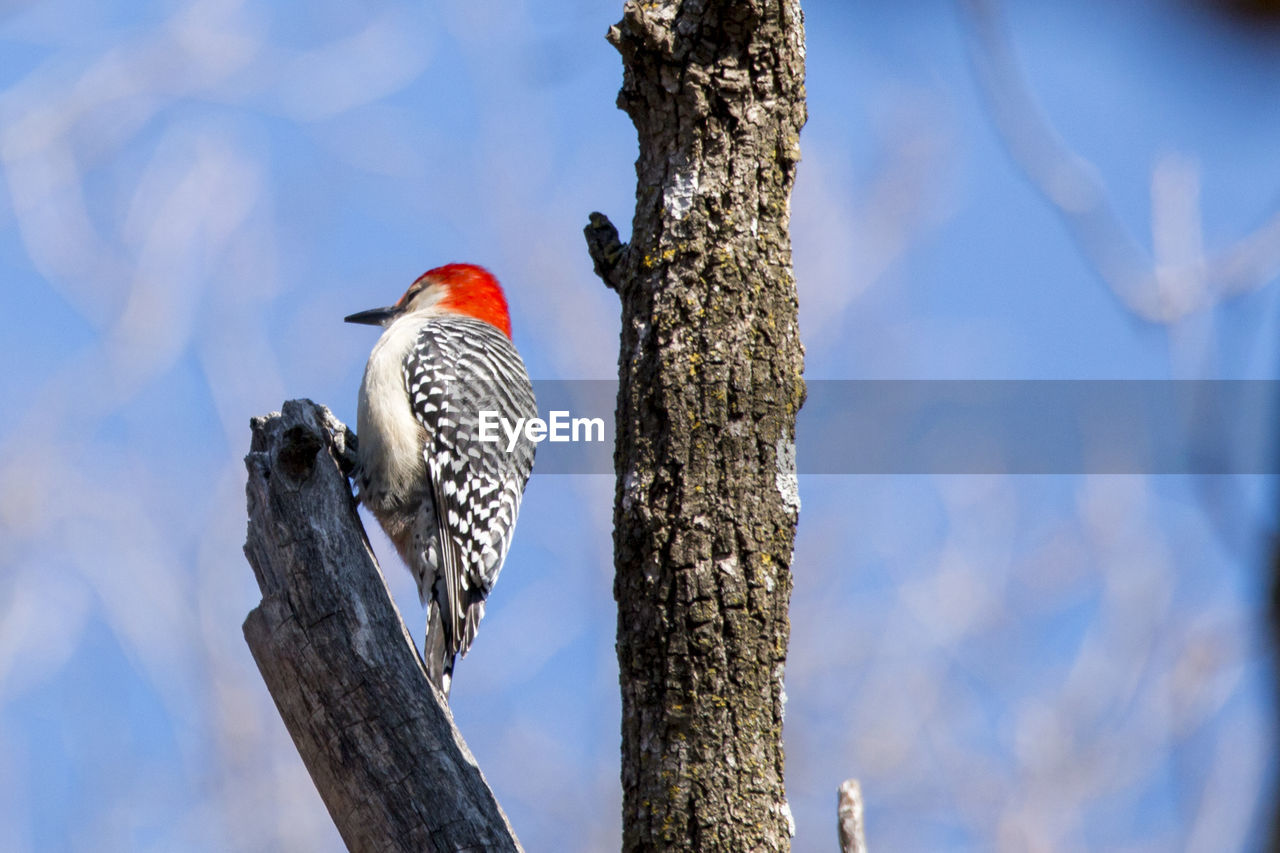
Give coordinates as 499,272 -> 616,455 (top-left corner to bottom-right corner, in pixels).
242,399 -> 521,853
585,1 -> 807,849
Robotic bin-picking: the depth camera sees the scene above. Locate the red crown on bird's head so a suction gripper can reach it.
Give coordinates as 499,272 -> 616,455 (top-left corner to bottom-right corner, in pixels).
404,263 -> 513,339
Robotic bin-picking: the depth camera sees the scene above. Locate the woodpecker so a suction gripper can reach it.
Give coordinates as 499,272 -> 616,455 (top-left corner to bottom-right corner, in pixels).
345,263 -> 537,698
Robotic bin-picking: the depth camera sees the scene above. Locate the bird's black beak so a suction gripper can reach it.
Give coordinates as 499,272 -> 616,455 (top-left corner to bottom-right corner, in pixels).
344,306 -> 399,326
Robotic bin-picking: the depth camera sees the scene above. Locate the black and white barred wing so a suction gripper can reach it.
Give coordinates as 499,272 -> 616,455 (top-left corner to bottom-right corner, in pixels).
403,317 -> 537,657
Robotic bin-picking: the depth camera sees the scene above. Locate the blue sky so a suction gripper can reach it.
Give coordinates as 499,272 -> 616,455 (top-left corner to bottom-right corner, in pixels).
2,0 -> 1279,850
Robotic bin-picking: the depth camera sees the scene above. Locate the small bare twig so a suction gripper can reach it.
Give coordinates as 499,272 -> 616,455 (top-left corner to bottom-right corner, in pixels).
583,211 -> 628,291
838,779 -> 867,853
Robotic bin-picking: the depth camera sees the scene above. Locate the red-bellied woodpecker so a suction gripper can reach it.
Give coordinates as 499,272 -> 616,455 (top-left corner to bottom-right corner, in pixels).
345,263 -> 537,699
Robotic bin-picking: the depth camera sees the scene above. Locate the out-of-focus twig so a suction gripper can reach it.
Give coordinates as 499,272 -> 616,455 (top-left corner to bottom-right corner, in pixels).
958,0 -> 1280,324
838,778 -> 867,853
961,0 -> 1278,587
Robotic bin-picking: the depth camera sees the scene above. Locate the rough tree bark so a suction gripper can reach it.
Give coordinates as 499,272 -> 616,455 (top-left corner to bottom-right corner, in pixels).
242,399 -> 521,853
584,1 -> 807,850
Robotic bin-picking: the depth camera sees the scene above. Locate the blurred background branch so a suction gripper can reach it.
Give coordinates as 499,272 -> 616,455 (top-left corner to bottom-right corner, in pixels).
959,0 -> 1280,325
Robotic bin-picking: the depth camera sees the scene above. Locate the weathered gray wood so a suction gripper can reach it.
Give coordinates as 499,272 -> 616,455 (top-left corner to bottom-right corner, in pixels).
585,0 -> 807,849
242,399 -> 521,853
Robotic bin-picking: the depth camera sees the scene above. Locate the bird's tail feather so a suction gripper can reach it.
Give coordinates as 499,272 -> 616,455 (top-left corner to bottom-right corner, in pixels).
424,600 -> 456,700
